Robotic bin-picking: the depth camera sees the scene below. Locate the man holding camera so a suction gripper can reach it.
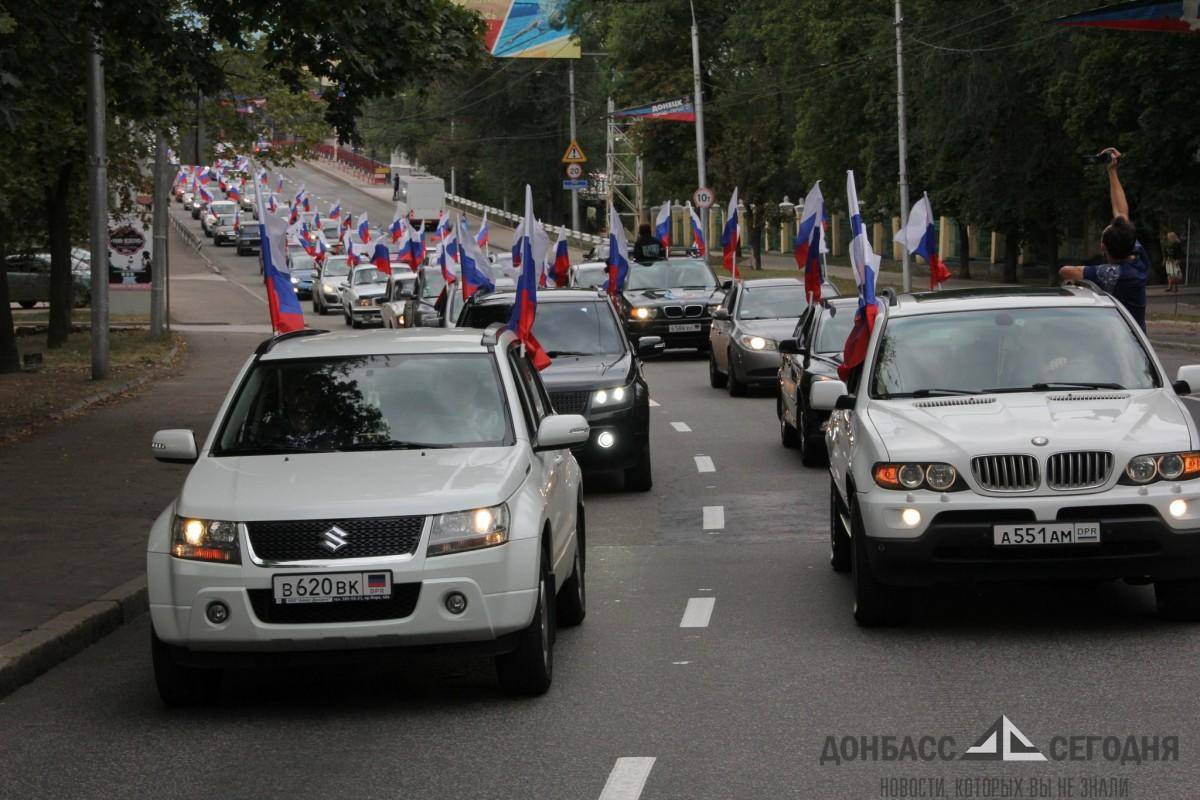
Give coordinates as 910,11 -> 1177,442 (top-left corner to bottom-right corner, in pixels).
1059,147 -> 1149,331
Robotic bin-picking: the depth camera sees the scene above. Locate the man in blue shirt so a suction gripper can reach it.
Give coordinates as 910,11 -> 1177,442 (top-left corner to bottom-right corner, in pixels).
1059,148 -> 1149,330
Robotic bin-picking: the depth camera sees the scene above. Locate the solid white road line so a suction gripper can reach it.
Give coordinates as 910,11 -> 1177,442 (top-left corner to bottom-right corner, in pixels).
598,757 -> 656,800
670,421 -> 692,432
1182,395 -> 1200,404
679,597 -> 716,628
648,398 -> 661,407
702,505 -> 725,531
694,455 -> 715,473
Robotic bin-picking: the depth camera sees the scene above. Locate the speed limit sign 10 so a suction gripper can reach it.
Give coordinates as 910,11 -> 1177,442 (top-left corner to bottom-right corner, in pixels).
692,187 -> 715,209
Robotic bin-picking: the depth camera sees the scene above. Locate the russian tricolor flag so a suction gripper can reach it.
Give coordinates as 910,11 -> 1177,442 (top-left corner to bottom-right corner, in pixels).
838,170 -> 883,383
721,188 -> 740,279
438,224 -> 460,285
432,211 -> 450,243
508,185 -> 551,371
794,182 -> 826,303
267,193 -> 278,215
457,216 -> 495,300
389,209 -> 406,243
198,185 -> 213,204
654,201 -> 671,255
258,193 -> 306,334
551,228 -> 570,288
370,236 -> 392,275
356,212 -> 370,244
476,211 -> 490,250
329,199 -> 341,221
227,184 -> 241,202
894,192 -> 951,290
687,202 -> 706,256
604,203 -> 630,299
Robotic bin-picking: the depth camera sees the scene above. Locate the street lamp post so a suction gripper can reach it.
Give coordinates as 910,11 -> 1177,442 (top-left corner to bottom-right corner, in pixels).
86,24 -> 109,380
894,0 -> 912,292
689,0 -> 708,261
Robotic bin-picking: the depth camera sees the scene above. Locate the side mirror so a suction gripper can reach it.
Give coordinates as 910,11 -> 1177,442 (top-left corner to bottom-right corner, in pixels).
810,380 -> 850,411
637,335 -> 666,358
152,429 -> 198,464
721,280 -> 733,291
778,338 -> 806,355
1175,365 -> 1200,395
534,414 -> 590,452
712,307 -> 730,321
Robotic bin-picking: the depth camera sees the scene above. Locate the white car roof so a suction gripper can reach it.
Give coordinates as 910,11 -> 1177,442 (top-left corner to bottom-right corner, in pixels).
260,328 -> 509,361
886,286 -> 1119,318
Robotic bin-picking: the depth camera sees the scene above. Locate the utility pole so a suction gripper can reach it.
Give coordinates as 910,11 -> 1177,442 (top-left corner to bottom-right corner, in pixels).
87,23 -> 109,379
151,134 -> 168,337
689,1 -> 709,261
894,0 -> 912,292
449,118 -> 456,196
568,60 -> 580,233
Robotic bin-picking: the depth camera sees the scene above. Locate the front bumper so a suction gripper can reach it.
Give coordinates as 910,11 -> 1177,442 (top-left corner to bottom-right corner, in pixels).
627,317 -> 712,349
856,482 -> 1200,586
572,403 -> 649,471
729,343 -> 782,385
350,305 -> 382,323
148,533 -> 540,652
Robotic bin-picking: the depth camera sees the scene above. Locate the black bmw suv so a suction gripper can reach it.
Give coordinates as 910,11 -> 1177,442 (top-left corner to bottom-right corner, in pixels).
457,288 -> 664,491
620,257 -> 726,351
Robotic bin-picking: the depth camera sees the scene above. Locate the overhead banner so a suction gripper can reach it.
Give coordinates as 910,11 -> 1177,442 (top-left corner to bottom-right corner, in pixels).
455,0 -> 580,58
1054,0 -> 1200,32
612,96 -> 696,123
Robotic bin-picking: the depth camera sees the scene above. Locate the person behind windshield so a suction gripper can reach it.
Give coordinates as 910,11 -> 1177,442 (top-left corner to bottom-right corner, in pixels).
1058,148 -> 1148,330
632,222 -> 663,262
266,377 -> 337,449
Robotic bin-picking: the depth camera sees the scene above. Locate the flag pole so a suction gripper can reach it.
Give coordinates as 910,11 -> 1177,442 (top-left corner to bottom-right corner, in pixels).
894,0 -> 912,293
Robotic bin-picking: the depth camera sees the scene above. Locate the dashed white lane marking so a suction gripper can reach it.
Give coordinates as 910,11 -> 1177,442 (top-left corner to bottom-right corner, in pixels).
680,597 -> 715,628
670,421 -> 691,432
598,757 -> 656,800
694,455 -> 715,473
702,505 -> 725,531
648,398 -> 660,407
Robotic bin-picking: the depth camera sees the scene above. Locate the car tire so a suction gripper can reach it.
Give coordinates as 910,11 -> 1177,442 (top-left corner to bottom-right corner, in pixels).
624,443 -> 653,492
1155,579 -> 1200,621
779,394 -> 798,448
151,629 -> 220,707
495,549 -> 554,696
726,349 -> 747,397
17,300 -> 36,309
799,408 -> 826,467
708,351 -> 727,389
556,506 -> 586,627
850,496 -> 909,626
343,309 -> 352,326
830,480 -> 851,573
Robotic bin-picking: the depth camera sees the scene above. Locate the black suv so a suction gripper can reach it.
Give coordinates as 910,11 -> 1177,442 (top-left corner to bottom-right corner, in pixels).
620,257 -> 726,351
457,288 -> 663,491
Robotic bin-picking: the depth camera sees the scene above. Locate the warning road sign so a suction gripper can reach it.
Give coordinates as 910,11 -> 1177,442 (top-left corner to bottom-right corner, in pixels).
561,139 -> 587,164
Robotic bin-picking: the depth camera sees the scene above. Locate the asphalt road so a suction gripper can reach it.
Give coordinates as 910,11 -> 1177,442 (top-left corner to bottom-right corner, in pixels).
4,182 -> 1200,799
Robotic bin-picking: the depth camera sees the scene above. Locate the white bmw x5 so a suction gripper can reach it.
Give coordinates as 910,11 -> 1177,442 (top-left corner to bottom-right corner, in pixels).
814,285 -> 1200,626
147,326 -> 589,704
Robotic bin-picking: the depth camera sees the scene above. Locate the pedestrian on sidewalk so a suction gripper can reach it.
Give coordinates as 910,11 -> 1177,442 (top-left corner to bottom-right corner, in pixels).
1059,148 -> 1149,331
392,174 -> 400,201
1164,231 -> 1184,293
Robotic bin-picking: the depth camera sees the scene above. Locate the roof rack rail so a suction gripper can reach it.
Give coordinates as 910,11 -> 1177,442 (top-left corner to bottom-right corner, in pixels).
1062,278 -> 1105,295
255,328 -> 329,356
481,322 -> 507,346
879,287 -> 899,306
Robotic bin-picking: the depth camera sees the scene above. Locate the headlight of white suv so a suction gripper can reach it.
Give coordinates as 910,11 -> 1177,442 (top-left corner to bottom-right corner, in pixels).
1120,452 -> 1200,485
739,334 -> 777,352
172,516 -> 240,563
592,384 -> 633,409
427,503 -> 509,556
873,462 -> 965,492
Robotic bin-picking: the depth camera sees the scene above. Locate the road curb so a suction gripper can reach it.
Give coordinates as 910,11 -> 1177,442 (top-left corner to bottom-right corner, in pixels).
1151,338 -> 1200,354
48,339 -> 184,422
0,576 -> 148,700
171,214 -> 222,275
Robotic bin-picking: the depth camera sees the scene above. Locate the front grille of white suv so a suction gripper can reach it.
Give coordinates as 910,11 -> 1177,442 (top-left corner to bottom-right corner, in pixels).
1046,451 -> 1114,491
972,455 -> 1040,492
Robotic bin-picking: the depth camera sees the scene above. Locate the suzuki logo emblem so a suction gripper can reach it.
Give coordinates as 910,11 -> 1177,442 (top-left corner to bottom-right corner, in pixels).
320,525 -> 350,553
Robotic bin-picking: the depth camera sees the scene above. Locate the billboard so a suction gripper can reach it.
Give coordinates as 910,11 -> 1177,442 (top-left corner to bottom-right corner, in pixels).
456,0 -> 580,58
612,96 -> 697,123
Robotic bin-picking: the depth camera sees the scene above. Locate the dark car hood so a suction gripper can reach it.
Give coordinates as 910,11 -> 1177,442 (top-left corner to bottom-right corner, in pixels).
622,287 -> 722,307
541,353 -> 633,391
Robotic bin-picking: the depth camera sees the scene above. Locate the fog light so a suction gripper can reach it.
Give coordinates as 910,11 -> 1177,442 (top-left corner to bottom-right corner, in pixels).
205,601 -> 230,625
597,431 -> 615,449
1169,499 -> 1188,519
444,592 -> 467,615
900,508 -> 922,527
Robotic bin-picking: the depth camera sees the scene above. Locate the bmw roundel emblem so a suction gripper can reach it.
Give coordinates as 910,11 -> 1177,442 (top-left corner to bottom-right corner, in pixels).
1031,436 -> 1049,447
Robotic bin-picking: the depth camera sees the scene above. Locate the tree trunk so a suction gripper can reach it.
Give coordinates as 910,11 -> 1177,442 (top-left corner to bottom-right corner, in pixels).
1003,225 -> 1019,283
957,220 -> 971,280
1044,224 -> 1059,286
46,161 -> 74,349
0,216 -> 21,374
750,207 -> 763,270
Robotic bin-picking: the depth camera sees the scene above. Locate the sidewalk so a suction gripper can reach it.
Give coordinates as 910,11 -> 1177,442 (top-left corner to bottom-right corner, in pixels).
0,230 -> 269,695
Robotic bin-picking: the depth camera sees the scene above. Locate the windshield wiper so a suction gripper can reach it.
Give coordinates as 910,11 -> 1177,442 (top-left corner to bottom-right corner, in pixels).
910,388 -> 982,398
337,440 -> 454,451
215,444 -> 327,456
986,382 -> 1125,394
545,350 -> 591,357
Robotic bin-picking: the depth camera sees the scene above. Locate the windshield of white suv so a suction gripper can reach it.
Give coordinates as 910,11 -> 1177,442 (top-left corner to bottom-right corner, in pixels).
214,354 -> 513,454
626,259 -> 716,291
321,258 -> 349,277
737,285 -> 808,319
871,307 -> 1158,398
459,300 -> 625,357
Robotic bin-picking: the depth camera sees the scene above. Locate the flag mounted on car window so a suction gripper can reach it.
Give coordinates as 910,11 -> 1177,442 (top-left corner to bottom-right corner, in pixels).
795,182 -> 825,303
508,185 -> 552,371
838,170 -> 882,383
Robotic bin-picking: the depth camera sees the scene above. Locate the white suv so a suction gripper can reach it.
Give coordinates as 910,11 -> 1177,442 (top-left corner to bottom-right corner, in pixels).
813,285 -> 1200,626
147,326 -> 589,704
